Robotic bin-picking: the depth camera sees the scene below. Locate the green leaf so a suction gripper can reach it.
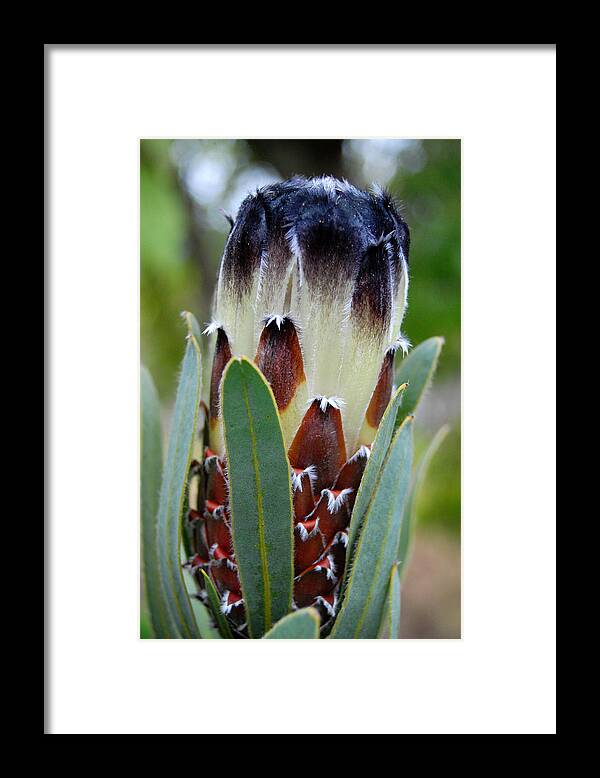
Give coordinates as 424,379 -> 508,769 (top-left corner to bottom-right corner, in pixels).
182,569 -> 221,638
184,309 -> 204,343
330,417 -> 414,639
200,570 -> 234,639
398,424 -> 450,578
181,489 -> 192,561
140,365 -> 170,638
155,312 -> 203,638
190,596 -> 222,640
394,337 -> 444,429
140,610 -> 154,639
263,608 -> 320,639
221,358 -> 294,638
345,382 -> 408,559
377,564 -> 401,639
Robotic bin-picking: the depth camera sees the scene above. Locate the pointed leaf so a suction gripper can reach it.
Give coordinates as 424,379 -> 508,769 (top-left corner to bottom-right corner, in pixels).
377,564 -> 401,639
182,569 -> 221,638
330,417 -> 414,639
263,608 -> 320,639
394,337 -> 444,429
141,365 -> 169,637
221,357 -> 294,638
190,597 -> 222,640
200,570 -> 234,639
345,382 -> 408,558
156,312 -> 203,638
181,489 -> 192,561
398,424 -> 450,577
184,309 -> 204,343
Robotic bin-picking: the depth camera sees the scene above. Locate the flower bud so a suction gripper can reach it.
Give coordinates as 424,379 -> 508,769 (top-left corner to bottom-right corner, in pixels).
195,176 -> 412,632
206,175 -> 410,456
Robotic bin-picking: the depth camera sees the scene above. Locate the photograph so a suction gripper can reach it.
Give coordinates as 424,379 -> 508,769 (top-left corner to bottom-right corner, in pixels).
47,44 -> 555,735
140,139 -> 461,639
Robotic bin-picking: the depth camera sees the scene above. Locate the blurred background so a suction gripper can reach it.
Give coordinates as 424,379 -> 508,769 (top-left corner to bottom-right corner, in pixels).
141,139 -> 461,638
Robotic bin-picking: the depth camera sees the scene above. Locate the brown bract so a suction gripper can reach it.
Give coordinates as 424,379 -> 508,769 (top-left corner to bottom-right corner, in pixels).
365,348 -> 395,429
255,317 -> 305,411
288,400 -> 347,495
209,328 -> 232,421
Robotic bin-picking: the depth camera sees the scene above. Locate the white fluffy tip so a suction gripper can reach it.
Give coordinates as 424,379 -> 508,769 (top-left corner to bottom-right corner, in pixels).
202,320 -> 222,336
220,590 -> 243,615
391,333 -> 412,356
315,595 -> 337,618
263,314 -> 286,330
322,488 -> 354,514
310,395 -> 346,412
291,465 -> 318,492
296,518 -> 320,542
349,445 -> 371,462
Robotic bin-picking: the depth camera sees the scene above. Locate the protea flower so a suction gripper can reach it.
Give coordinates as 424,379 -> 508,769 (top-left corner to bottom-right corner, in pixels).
186,176 -> 412,636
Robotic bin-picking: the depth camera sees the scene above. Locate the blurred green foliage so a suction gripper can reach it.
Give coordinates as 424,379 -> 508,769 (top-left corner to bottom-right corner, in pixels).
140,141 -> 206,400
392,140 -> 461,379
414,426 -> 461,535
140,139 -> 460,535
